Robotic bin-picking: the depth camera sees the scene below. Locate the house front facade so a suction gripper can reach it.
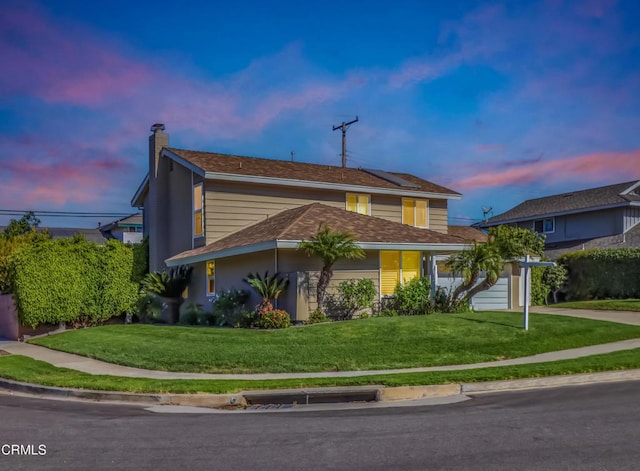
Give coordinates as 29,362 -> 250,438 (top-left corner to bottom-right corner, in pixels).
133,124 -> 517,319
478,181 -> 640,259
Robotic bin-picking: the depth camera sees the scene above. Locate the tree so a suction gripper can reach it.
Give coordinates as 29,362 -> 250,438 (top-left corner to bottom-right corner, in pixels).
446,225 -> 545,303
243,271 -> 289,313
297,224 -> 365,308
3,212 -> 41,239
447,242 -> 504,302
543,264 -> 568,304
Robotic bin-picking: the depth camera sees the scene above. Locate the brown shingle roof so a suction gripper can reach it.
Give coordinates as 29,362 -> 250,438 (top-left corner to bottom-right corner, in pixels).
167,203 -> 468,263
167,148 -> 460,196
448,225 -> 488,243
484,180 -> 640,224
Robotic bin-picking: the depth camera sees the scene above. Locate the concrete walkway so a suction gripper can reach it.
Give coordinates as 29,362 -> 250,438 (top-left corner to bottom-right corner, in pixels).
0,307 -> 638,381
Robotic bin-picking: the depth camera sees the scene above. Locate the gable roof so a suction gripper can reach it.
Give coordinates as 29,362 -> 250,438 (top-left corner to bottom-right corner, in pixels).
165,148 -> 461,196
448,225 -> 488,243
483,180 -> 640,225
166,203 -> 469,266
99,213 -> 142,232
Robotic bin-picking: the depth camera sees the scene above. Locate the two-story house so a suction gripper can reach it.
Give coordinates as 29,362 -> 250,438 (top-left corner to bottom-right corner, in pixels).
479,181 -> 640,259
132,124 -> 507,319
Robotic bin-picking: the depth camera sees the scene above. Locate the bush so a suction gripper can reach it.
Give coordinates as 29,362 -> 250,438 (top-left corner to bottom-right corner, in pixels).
10,237 -> 138,328
179,302 -> 206,325
136,293 -> 163,323
377,308 -> 398,317
258,309 -> 291,329
530,266 -> 550,306
393,277 -> 433,315
210,289 -> 252,327
558,248 -> 640,300
131,237 -> 149,284
324,278 -> 376,321
307,308 -> 330,324
433,286 -> 470,313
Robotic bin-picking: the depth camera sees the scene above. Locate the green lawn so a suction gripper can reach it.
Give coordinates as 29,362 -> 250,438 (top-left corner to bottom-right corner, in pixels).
1,349 -> 639,394
28,312 -> 640,374
554,299 -> 640,312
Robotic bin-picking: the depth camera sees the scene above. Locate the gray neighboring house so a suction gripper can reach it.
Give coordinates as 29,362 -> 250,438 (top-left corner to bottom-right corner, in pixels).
98,213 -> 143,244
479,180 -> 640,259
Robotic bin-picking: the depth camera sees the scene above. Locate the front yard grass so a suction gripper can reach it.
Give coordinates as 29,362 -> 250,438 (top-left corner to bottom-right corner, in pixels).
0,349 -> 639,394
28,312 -> 640,374
553,299 -> 640,312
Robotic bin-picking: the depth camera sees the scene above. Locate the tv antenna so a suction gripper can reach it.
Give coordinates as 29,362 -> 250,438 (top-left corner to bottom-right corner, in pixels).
482,206 -> 493,221
332,116 -> 358,168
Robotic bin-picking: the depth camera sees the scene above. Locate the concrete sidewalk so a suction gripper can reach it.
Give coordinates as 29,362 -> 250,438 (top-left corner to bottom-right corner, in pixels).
0,306 -> 638,380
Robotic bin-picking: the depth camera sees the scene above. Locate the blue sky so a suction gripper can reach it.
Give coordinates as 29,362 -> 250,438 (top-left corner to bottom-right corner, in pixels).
1,0 -> 639,228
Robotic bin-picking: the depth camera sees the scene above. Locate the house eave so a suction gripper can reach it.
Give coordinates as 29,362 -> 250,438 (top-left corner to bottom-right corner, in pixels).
203,171 -> 462,200
131,174 -> 149,208
480,202 -> 632,227
166,239 -> 471,266
162,149 -> 206,177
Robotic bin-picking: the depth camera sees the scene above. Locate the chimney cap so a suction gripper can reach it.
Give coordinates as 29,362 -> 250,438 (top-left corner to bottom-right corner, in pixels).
150,123 -> 166,132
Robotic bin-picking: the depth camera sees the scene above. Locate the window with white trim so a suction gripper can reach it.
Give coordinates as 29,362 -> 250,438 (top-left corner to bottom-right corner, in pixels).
346,193 -> 370,215
533,218 -> 555,234
193,183 -> 204,238
402,199 -> 428,228
380,250 -> 421,296
206,261 -> 215,295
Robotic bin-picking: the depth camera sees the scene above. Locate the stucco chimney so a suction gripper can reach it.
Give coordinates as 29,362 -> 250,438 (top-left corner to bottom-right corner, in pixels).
149,123 -> 168,177
148,123 -> 169,272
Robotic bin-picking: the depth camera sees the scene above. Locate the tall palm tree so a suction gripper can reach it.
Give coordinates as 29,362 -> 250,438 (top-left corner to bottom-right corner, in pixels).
447,242 -> 504,302
298,224 -> 365,308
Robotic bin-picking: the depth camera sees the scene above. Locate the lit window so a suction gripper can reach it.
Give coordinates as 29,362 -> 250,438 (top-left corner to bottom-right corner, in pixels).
206,261 -> 215,295
346,193 -> 370,215
380,250 -> 422,296
182,287 -> 188,299
193,183 -> 204,237
402,199 -> 428,228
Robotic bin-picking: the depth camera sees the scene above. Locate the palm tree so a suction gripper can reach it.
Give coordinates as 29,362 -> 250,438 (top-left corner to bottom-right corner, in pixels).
447,242 -> 504,302
243,271 -> 289,313
298,224 -> 365,308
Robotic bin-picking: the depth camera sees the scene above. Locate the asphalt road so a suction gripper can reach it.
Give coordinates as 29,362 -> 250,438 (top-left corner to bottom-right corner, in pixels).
1,381 -> 639,471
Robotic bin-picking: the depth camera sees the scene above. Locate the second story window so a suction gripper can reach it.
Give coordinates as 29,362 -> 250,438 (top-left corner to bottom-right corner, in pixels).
193,183 -> 204,238
402,199 -> 428,228
346,193 -> 370,215
533,218 -> 555,234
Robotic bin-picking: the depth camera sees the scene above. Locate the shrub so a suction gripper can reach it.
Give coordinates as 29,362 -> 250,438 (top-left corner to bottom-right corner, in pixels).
530,266 -> 550,306
543,264 -> 568,304
433,286 -> 470,313
258,309 -> 291,329
10,237 -> 138,327
140,265 -> 193,298
136,293 -> 163,323
243,271 -> 289,313
377,308 -> 398,317
324,278 -> 376,321
307,308 -> 330,324
393,277 -> 433,315
210,289 -> 252,327
131,237 -> 149,284
179,302 -> 206,325
559,248 -> 640,300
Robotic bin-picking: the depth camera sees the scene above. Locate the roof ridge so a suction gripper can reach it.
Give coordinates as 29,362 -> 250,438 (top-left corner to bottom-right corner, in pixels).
275,203 -> 326,239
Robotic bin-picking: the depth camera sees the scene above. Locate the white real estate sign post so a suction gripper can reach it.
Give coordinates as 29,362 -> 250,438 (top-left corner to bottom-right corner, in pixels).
520,254 -> 556,331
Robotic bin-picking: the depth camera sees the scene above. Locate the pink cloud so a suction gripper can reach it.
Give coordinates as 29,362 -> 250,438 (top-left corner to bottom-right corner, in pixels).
0,6 -> 153,107
454,150 -> 640,190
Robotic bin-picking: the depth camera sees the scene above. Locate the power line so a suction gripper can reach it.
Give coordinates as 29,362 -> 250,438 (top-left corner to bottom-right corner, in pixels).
0,209 -> 134,218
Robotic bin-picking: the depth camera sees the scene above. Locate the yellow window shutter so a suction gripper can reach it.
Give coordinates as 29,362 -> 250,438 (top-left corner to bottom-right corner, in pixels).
403,199 -> 414,226
357,194 -> 370,215
402,251 -> 421,284
416,200 -> 427,227
346,193 -> 357,212
381,251 -> 400,295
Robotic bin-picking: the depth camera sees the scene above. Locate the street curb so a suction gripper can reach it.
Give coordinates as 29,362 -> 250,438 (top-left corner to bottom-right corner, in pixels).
2,370 -> 639,407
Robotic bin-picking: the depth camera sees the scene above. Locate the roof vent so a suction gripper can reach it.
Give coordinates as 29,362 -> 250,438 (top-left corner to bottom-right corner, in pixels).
361,168 -> 419,188
563,193 -> 573,198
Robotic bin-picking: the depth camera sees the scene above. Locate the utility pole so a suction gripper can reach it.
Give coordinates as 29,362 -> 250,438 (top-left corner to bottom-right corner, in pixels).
332,116 -> 358,167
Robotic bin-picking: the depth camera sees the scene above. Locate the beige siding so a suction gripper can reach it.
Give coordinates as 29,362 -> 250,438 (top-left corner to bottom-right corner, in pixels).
371,194 -> 402,223
278,249 -> 379,272
204,182 -> 344,243
429,199 -> 448,233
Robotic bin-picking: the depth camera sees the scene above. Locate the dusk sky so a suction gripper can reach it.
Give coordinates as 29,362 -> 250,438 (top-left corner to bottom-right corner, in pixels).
2,0 -> 640,228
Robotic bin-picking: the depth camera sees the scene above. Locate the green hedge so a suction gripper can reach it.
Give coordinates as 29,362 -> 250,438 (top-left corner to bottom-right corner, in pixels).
10,237 -> 138,327
558,248 -> 640,300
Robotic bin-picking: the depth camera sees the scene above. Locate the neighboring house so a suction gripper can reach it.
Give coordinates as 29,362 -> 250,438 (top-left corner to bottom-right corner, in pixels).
0,226 -> 107,245
98,213 -> 143,244
132,124 -> 517,318
478,180 -> 640,259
